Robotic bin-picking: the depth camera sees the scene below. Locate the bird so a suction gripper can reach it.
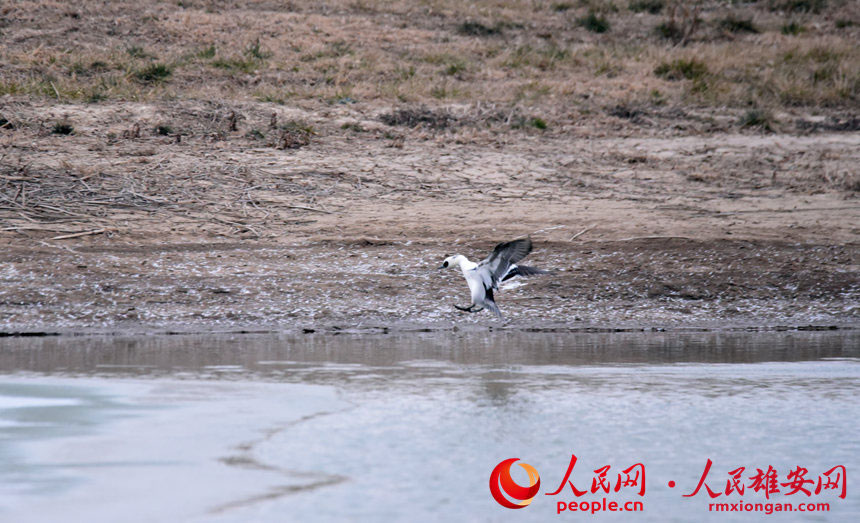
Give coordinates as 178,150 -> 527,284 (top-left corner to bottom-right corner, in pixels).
439,237 -> 547,320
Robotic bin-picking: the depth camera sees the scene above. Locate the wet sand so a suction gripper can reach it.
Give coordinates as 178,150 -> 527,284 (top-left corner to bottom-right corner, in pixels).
1,237 -> 857,333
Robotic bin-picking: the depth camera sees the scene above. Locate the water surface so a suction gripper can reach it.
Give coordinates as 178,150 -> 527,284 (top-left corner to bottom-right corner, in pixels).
0,331 -> 857,522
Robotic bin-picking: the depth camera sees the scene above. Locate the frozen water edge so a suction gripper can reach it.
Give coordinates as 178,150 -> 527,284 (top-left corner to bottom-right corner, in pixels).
0,377 -> 346,523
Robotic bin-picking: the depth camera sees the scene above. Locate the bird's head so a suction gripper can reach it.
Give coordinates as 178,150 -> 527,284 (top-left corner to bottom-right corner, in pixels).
439,255 -> 462,270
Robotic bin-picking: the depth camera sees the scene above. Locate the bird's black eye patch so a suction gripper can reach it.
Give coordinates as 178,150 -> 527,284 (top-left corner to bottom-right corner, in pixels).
442,261 -> 448,268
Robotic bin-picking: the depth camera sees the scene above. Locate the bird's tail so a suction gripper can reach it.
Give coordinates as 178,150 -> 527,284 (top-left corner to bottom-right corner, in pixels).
484,299 -> 504,320
501,264 -> 548,282
482,287 -> 504,319
515,265 -> 548,276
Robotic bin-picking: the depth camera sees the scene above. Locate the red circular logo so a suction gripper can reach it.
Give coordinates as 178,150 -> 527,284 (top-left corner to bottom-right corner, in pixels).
489,458 -> 541,509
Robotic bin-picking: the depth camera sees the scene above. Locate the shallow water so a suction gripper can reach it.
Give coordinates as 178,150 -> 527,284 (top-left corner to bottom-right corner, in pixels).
0,331 -> 858,522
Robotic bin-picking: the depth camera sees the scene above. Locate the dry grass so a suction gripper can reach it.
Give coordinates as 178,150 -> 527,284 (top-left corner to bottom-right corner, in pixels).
0,104 -> 335,239
0,0 -> 856,114
650,36 -> 859,108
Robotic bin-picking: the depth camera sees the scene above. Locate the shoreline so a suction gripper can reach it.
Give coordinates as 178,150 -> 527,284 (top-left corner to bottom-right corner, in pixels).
2,236 -> 857,334
0,321 -> 855,339
2,238 -> 856,335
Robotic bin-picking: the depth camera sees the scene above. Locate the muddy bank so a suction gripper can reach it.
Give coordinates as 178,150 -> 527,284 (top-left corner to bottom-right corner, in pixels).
0,237 -> 856,334
1,101 -> 858,334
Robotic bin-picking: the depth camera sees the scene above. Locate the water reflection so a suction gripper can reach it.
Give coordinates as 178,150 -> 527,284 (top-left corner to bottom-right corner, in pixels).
0,331 -> 856,382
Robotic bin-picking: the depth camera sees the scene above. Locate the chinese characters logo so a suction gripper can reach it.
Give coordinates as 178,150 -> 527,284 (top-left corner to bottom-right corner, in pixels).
684,459 -> 847,500
487,455 -> 843,514
489,458 -> 541,509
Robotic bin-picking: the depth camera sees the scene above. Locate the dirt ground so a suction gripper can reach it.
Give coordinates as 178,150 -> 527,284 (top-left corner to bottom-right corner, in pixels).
1,98 -> 857,333
0,1 -> 858,333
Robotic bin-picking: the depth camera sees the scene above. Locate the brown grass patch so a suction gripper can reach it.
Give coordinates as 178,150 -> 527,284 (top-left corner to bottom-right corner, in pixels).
0,1 -> 856,115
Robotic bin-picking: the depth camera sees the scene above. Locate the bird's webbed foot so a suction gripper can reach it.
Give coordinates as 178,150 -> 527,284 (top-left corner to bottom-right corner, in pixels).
453,304 -> 484,313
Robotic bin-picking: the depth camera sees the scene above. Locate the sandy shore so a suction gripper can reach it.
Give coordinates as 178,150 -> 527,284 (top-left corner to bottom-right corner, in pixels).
0,236 -> 856,333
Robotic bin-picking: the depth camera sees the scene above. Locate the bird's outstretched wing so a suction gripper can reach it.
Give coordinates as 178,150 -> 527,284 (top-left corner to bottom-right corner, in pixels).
477,238 -> 532,290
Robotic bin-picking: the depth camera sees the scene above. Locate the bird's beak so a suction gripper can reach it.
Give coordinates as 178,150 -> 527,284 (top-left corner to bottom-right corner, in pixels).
438,264 -> 446,270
